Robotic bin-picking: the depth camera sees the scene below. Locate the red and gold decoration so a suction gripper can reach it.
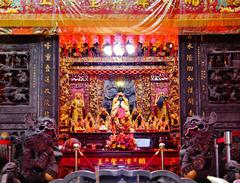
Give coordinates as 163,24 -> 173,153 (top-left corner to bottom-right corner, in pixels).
106,133 -> 137,151
182,0 -> 240,12
0,0 -> 239,181
0,0 -> 238,15
58,34 -> 180,134
0,0 -> 239,35
0,0 -> 176,14
59,34 -> 177,58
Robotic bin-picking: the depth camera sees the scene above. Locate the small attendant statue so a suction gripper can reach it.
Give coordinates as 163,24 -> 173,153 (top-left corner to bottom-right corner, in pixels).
96,108 -> 111,131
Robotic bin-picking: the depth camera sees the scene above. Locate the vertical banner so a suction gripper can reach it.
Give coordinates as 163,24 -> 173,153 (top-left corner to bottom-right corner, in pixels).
40,36 -> 59,121
179,35 -> 200,126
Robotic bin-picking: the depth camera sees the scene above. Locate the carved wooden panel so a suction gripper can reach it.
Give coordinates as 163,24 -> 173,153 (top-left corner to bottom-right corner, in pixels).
0,51 -> 30,105
179,35 -> 240,130
0,35 -> 59,133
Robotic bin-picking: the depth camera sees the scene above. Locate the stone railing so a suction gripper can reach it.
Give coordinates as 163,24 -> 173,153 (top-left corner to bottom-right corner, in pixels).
50,169 -> 197,183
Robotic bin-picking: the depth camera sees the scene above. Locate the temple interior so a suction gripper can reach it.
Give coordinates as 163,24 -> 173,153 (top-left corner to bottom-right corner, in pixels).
0,1 -> 240,183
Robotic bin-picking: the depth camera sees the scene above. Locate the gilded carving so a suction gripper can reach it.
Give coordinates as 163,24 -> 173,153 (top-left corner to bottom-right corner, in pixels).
59,57 -> 180,132
168,65 -> 180,129
59,59 -> 71,127
89,76 -> 99,117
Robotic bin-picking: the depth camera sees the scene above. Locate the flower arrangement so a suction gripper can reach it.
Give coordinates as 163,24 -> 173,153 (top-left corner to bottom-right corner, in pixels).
106,133 -> 137,151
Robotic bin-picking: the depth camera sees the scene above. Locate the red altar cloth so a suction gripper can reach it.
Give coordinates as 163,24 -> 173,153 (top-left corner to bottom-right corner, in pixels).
58,149 -> 179,177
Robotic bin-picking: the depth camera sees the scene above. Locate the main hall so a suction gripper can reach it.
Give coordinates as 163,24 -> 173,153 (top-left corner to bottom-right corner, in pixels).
0,1 -> 239,183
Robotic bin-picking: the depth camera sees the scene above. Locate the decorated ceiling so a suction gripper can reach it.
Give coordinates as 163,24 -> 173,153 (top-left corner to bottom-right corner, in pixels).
0,0 -> 239,34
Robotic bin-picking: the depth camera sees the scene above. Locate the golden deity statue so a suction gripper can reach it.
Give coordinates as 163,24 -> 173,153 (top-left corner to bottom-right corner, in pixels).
134,114 -> 145,131
70,93 -> 84,123
155,92 -> 170,128
73,117 -> 85,132
96,108 -> 111,131
146,112 -> 158,131
130,108 -> 145,131
85,112 -> 96,133
158,114 -> 170,132
111,92 -> 130,119
114,116 -> 131,132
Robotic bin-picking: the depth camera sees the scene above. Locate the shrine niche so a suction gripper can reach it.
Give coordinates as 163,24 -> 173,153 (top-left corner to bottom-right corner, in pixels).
59,58 -> 180,134
58,34 -> 180,175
